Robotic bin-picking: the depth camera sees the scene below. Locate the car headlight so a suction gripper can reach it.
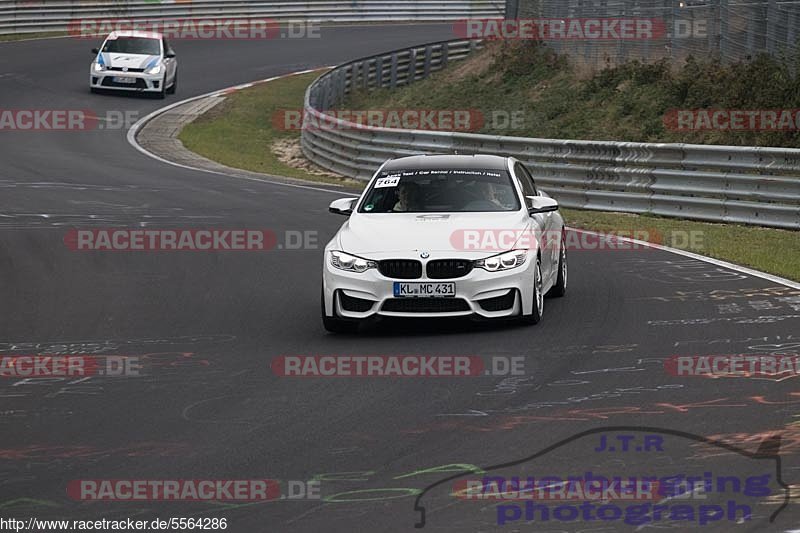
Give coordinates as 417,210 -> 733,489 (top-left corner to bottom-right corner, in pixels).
93,62 -> 104,72
330,251 -> 377,273
146,63 -> 162,75
475,250 -> 528,272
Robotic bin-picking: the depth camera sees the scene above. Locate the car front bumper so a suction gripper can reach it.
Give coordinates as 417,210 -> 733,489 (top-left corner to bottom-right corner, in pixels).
322,254 -> 536,320
90,71 -> 164,93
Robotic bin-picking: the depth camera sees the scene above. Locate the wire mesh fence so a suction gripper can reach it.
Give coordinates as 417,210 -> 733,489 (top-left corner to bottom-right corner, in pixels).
505,0 -> 800,69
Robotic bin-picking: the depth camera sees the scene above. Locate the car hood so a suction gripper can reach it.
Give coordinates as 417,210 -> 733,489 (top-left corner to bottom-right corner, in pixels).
336,211 -> 532,258
99,53 -> 160,70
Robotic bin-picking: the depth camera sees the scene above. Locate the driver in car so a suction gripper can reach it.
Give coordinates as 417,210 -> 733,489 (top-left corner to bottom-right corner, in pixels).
393,182 -> 421,212
475,181 -> 505,209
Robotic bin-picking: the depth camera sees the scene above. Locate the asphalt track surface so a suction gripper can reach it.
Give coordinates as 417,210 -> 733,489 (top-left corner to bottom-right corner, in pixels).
1,23 -> 799,532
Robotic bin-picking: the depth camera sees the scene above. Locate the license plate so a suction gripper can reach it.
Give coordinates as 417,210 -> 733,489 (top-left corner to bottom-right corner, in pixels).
393,282 -> 455,298
113,77 -> 136,84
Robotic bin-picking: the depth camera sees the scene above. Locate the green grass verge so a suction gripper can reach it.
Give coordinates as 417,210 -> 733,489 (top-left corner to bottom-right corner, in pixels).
179,70 -> 359,188
0,31 -> 67,42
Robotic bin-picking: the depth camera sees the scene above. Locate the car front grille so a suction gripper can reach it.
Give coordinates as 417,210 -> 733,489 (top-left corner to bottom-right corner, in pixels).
379,260 -> 422,279
426,259 -> 473,279
382,298 -> 471,313
101,77 -> 148,89
477,290 -> 517,312
338,292 -> 375,313
107,67 -> 146,73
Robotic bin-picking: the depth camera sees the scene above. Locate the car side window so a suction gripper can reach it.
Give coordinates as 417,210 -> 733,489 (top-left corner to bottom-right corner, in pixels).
517,163 -> 538,195
515,163 -> 537,198
162,38 -> 172,56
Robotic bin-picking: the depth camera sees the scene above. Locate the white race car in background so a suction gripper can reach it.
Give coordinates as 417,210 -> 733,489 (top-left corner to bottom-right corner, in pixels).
322,154 -> 567,333
90,31 -> 177,98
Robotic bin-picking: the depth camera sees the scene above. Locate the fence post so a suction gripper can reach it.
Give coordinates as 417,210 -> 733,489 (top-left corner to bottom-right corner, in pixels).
505,0 -> 519,19
707,0 -> 719,58
719,0 -> 729,62
745,3 -> 758,58
766,0 -> 778,55
442,42 -> 450,69
788,10 -> 799,75
670,2 -> 680,61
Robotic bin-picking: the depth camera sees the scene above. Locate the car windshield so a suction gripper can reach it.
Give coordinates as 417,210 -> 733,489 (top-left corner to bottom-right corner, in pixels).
358,168 -> 520,213
102,37 -> 160,55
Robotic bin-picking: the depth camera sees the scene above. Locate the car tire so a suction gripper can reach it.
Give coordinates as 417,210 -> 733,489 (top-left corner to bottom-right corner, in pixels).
167,71 -> 177,94
547,237 -> 567,298
321,288 -> 358,334
520,258 -> 543,325
90,87 -> 99,94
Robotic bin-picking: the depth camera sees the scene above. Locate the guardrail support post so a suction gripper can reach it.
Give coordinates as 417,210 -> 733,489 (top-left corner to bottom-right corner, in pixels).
390,53 -> 399,88
375,57 -> 384,89
408,48 -> 418,85
423,46 -> 433,77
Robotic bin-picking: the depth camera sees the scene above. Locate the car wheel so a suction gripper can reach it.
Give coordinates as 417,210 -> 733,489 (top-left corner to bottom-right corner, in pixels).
167,71 -> 177,94
547,237 -> 567,298
321,288 -> 358,334
520,258 -> 543,325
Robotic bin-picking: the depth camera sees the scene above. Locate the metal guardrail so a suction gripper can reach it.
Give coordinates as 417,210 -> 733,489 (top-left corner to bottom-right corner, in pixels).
301,39 -> 800,229
0,0 -> 505,35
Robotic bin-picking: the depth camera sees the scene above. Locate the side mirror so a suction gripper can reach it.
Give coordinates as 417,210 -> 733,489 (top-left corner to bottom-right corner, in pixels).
329,197 -> 357,216
165,52 -> 176,58
91,48 -> 99,54
526,195 -> 558,215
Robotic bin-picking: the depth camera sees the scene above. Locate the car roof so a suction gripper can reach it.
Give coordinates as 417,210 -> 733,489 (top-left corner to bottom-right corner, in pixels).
382,154 -> 510,172
107,31 -> 164,40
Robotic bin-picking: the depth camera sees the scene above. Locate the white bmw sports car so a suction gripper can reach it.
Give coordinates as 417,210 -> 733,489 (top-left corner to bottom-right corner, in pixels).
89,31 -> 177,98
322,154 -> 567,333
